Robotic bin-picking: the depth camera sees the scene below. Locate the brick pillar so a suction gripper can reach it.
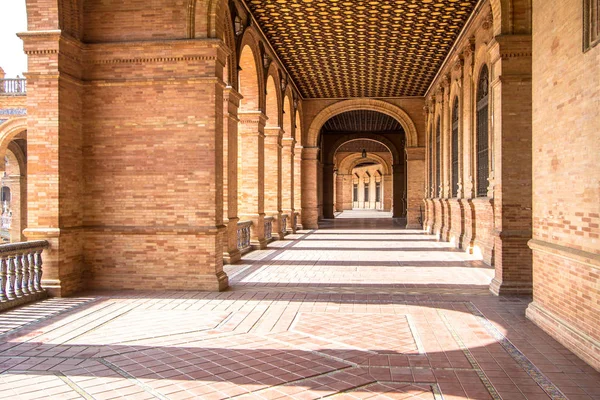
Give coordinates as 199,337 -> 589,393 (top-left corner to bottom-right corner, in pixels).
223,87 -> 242,264
317,161 -> 324,219
383,174 -> 393,212
322,163 -> 335,219
301,147 -> 319,229
392,163 -> 404,218
335,173 -> 344,212
406,147 -> 425,229
264,127 -> 283,239
238,111 -> 267,249
282,137 -> 295,232
488,35 -> 533,296
20,31 -> 86,296
294,143 -> 303,229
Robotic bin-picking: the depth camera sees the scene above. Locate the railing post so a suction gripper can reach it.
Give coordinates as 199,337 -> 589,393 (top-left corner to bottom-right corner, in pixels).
13,255 -> 23,297
34,249 -> 43,292
27,253 -> 35,293
21,253 -> 30,296
6,255 -> 16,299
0,258 -> 7,302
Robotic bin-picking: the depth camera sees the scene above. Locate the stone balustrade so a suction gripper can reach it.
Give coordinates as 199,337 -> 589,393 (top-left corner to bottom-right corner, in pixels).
0,79 -> 27,95
237,220 -> 252,252
264,217 -> 273,240
0,240 -> 49,311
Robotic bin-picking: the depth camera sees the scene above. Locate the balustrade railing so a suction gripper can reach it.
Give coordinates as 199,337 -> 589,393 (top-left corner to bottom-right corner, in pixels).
237,221 -> 252,251
0,241 -> 48,306
281,214 -> 288,235
264,217 -> 273,240
0,79 -> 27,95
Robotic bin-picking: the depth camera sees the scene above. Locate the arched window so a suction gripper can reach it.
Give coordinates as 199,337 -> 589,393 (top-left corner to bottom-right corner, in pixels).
353,183 -> 358,202
451,97 -> 459,197
1,187 -> 10,203
435,116 -> 441,198
476,65 -> 489,197
429,126 -> 434,197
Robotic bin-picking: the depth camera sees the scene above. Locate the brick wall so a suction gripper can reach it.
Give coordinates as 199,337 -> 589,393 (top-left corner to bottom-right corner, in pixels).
526,0 -> 600,371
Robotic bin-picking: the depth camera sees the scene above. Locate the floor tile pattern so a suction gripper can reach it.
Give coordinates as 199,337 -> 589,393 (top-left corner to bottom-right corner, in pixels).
0,212 -> 598,399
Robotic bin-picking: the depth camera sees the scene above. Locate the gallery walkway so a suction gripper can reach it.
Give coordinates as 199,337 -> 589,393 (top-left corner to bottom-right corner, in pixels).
0,218 -> 598,399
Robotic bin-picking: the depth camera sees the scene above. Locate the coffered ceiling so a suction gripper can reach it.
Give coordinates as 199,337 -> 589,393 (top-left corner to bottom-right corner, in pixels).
244,0 -> 478,98
322,110 -> 402,133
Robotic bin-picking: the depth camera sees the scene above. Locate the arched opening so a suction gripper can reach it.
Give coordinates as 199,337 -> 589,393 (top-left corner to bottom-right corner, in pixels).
476,65 -> 490,198
0,119 -> 27,244
317,110 -> 406,223
281,93 -> 294,229
334,139 -> 394,218
263,72 -> 282,237
237,42 -> 266,247
451,97 -> 460,198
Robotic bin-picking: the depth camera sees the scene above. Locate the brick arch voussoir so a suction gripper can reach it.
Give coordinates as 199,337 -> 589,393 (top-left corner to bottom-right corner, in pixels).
338,152 -> 392,176
0,118 -> 27,158
328,134 -> 401,166
307,99 -> 418,150
264,64 -> 282,127
238,28 -> 265,112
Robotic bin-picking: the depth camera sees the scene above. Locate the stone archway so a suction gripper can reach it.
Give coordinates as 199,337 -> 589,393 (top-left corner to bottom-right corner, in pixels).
306,99 -> 418,149
301,101 -> 421,229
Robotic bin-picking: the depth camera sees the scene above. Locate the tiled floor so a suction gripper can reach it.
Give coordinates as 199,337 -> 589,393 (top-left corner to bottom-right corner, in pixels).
0,212 -> 598,399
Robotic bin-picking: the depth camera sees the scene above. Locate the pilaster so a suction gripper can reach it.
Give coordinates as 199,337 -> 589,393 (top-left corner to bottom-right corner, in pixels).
488,35 -> 533,295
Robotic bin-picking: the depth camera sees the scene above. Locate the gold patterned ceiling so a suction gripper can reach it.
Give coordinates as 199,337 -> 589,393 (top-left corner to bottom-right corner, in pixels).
245,0 -> 478,98
322,110 -> 402,132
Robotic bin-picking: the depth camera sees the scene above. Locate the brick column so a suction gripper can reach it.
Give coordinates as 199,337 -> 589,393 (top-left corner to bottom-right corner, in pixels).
406,147 -> 425,229
294,143 -> 303,229
223,87 -> 242,264
335,173 -> 344,212
20,31 -> 85,296
383,174 -> 393,212
282,138 -> 295,232
264,127 -> 283,239
238,111 -> 267,249
301,147 -> 319,229
392,163 -> 404,218
322,163 -> 335,219
488,35 -> 533,296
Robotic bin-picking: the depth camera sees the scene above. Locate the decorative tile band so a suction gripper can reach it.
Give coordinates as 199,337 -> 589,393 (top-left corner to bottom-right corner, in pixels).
438,309 -> 502,400
466,303 -> 568,400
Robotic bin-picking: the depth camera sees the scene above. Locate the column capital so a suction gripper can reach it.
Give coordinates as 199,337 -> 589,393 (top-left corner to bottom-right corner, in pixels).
405,146 -> 425,161
301,147 -> 319,160
238,110 -> 267,127
264,126 -> 283,138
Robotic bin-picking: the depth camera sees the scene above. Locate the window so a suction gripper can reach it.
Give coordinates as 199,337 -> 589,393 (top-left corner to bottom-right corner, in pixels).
435,116 -> 441,198
1,187 -> 10,203
584,0 -> 600,51
451,97 -> 460,197
364,183 -> 369,203
376,182 -> 381,202
476,65 -> 490,197
429,126 -> 434,197
353,183 -> 358,202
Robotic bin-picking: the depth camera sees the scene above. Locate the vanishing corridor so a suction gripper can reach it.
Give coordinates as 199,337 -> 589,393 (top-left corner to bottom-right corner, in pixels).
0,212 -> 598,399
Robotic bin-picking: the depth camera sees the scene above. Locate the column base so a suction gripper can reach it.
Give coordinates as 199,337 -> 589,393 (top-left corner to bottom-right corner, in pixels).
251,238 -> 268,250
527,301 -> 600,372
197,271 -> 229,291
489,278 -> 532,296
223,249 -> 241,265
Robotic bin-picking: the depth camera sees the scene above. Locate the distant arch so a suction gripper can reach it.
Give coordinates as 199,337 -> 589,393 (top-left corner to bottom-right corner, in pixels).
307,99 -> 418,149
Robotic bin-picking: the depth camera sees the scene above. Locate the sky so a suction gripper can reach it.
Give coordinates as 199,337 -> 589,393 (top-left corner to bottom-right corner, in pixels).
0,2 -> 27,78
